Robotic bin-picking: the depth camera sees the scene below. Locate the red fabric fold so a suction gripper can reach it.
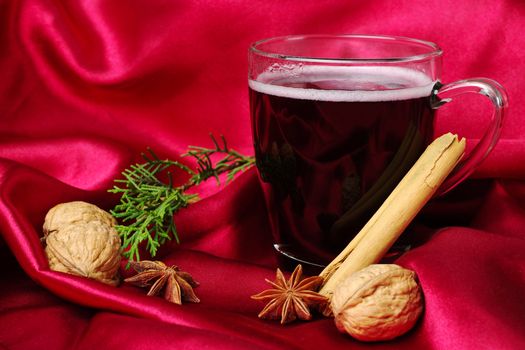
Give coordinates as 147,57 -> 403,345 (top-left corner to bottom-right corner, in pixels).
1,1 -> 525,349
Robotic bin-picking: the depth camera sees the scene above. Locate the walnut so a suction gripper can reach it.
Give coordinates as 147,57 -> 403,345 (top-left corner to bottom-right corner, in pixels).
43,201 -> 121,286
43,201 -> 116,236
331,264 -> 423,342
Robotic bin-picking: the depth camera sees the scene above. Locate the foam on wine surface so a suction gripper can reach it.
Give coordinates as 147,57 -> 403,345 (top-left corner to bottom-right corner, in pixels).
249,66 -> 435,102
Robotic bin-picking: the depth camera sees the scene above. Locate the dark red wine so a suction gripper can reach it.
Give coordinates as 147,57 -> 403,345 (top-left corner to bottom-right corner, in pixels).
249,66 -> 435,264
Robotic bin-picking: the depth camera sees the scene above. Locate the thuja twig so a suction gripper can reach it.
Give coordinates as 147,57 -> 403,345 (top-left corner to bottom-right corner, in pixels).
109,134 -> 255,264
183,134 -> 256,185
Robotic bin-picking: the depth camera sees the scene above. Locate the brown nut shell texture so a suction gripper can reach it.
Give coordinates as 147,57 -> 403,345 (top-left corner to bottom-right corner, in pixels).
331,264 -> 423,342
44,201 -> 121,286
44,201 -> 117,235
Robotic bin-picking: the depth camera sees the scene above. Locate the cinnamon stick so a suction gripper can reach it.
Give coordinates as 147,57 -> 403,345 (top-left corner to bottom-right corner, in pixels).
319,133 -> 466,299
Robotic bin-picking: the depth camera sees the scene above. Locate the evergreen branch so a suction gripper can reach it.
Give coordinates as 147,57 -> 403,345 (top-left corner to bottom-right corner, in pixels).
109,135 -> 255,264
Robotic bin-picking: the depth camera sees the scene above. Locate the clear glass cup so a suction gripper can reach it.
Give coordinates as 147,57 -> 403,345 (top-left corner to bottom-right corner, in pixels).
248,34 -> 507,271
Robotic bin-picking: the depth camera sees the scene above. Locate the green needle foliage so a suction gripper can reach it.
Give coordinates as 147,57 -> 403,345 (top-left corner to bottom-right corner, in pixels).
109,135 -> 255,264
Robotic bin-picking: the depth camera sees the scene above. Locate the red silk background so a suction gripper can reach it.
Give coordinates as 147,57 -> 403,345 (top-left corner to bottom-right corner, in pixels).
1,1 -> 525,349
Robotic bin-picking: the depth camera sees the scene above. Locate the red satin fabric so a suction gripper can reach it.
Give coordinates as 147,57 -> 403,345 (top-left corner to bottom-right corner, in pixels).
1,1 -> 525,349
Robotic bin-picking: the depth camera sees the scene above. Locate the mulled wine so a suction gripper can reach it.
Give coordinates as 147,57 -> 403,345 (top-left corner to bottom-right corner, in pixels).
249,66 -> 435,264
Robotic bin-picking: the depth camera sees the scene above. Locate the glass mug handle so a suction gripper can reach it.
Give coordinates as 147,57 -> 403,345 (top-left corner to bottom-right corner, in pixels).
430,78 -> 509,194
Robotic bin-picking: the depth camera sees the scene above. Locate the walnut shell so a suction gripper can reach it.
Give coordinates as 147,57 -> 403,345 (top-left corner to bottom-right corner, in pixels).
43,202 -> 121,286
43,201 -> 117,237
331,264 -> 423,342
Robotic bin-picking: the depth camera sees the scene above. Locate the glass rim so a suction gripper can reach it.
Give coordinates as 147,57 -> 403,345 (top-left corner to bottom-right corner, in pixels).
249,34 -> 443,63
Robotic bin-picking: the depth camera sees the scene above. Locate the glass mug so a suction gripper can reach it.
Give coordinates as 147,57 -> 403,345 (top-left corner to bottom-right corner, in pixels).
248,34 -> 507,271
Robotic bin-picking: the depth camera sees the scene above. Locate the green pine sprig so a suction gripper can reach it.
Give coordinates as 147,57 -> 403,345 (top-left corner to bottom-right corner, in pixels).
109,134 -> 255,264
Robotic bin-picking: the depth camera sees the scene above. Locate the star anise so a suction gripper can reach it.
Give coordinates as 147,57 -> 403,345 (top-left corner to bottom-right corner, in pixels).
124,260 -> 200,305
251,264 -> 328,324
